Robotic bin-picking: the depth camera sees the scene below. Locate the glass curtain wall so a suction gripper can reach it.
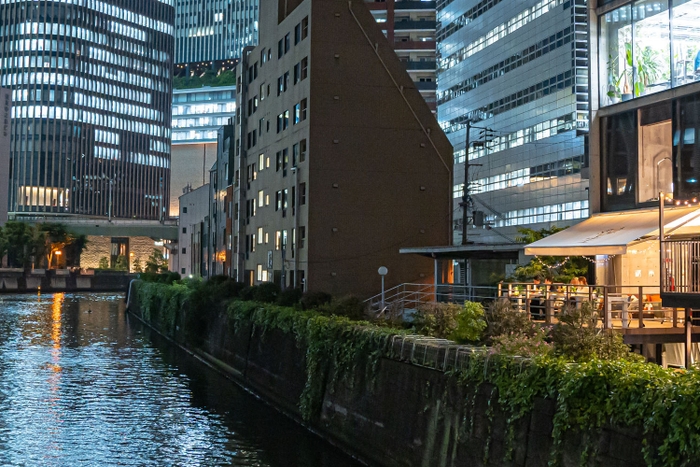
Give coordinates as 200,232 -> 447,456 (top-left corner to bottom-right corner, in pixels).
599,0 -> 700,107
602,91 -> 700,210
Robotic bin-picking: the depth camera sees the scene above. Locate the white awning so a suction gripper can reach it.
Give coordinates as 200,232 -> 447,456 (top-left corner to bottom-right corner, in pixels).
524,207 -> 700,256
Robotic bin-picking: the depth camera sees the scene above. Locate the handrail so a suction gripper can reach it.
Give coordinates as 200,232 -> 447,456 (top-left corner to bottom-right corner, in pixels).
367,281 -> 682,331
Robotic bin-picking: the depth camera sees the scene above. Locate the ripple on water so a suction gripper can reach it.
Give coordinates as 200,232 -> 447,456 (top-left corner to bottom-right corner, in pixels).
0,293 -> 358,467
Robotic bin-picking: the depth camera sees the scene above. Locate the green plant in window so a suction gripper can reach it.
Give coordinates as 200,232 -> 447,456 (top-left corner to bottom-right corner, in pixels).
634,46 -> 661,96
606,54 -> 623,101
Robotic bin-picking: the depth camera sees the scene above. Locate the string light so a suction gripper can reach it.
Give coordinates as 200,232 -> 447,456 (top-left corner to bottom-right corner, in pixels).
534,255 -> 570,269
582,255 -> 617,265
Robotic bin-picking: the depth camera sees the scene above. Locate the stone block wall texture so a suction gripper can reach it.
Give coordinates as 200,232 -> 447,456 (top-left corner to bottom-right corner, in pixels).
0,270 -> 132,293
81,236 -> 158,271
130,291 -> 654,467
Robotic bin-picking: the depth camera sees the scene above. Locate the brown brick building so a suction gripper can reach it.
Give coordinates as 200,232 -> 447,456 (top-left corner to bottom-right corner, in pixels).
228,0 -> 452,297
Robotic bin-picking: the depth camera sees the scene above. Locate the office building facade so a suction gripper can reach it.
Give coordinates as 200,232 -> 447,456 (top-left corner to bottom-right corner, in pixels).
365,0 -> 438,112
175,0 -> 258,63
579,0 -> 700,287
0,0 -> 174,220
228,0 -> 452,297
170,84 -> 236,216
437,0 -> 590,246
0,88 -> 10,225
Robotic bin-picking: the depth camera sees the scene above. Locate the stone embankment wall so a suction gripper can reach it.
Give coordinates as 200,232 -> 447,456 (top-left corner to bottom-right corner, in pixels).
0,269 -> 135,293
128,288 -> 649,467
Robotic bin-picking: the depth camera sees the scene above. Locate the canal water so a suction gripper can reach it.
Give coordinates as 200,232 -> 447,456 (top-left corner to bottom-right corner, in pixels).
0,292 -> 362,467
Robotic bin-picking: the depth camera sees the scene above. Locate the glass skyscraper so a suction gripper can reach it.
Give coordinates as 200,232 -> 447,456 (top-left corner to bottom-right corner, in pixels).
437,0 -> 590,245
0,0 -> 174,220
175,0 -> 258,63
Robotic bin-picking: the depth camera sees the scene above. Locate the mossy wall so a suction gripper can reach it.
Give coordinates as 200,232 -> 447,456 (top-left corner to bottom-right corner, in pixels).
128,282 -> 665,467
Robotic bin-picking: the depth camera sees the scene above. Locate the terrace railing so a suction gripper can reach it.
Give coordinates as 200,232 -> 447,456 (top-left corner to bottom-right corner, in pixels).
366,281 -> 689,330
661,240 -> 700,294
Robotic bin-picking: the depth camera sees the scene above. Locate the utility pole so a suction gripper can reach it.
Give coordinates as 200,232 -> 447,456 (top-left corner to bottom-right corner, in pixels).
461,120 -> 471,245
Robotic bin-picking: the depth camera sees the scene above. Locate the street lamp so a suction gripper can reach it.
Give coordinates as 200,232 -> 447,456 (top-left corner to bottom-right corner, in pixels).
378,266 -> 388,309
54,250 -> 62,269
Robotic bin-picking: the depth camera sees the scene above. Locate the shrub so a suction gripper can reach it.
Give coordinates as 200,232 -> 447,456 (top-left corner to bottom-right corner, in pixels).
140,271 -> 180,284
492,326 -> 552,358
98,257 -> 109,269
318,295 -> 367,321
483,298 -> 532,343
277,288 -> 303,307
253,282 -> 280,303
300,291 -> 332,310
413,302 -> 462,339
551,301 -> 641,362
214,280 -> 247,299
208,275 -> 231,285
240,285 -> 257,301
115,255 -> 128,271
132,257 -> 143,273
450,301 -> 487,343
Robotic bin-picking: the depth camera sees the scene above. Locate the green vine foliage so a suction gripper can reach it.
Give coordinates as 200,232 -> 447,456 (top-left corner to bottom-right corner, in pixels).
134,281 -> 700,466
227,300 -> 405,421
457,352 -> 700,467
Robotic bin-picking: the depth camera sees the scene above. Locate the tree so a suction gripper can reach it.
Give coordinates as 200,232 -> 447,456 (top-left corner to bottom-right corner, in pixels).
0,226 -> 8,266
114,255 -> 128,271
63,234 -> 88,267
132,256 -> 143,273
39,223 -> 75,269
513,226 -> 588,282
3,221 -> 37,268
98,257 -> 110,270
145,249 -> 168,273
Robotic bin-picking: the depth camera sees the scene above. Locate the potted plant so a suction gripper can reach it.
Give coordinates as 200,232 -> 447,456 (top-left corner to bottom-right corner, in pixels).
606,54 -> 622,104
634,46 -> 661,96
621,43 -> 634,101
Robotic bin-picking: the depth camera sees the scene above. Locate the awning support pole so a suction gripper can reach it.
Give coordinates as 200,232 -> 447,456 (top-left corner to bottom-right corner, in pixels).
686,307 -> 692,369
659,192 -> 665,293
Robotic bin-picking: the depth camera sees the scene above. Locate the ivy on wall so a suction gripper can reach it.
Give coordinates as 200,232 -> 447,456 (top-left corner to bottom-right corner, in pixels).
133,281 -> 700,466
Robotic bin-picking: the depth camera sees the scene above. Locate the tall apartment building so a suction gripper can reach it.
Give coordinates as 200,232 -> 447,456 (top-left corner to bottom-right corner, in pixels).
228,0 -> 452,296
437,0 -> 590,251
365,0 -> 438,112
0,0 -> 174,220
170,83 -> 236,217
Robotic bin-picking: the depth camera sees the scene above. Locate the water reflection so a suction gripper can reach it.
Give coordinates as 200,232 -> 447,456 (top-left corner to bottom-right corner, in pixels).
0,293 -> 360,467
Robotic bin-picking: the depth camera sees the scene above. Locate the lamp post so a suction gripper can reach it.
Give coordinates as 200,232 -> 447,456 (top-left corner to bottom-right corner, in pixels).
54,250 -> 62,269
378,266 -> 388,309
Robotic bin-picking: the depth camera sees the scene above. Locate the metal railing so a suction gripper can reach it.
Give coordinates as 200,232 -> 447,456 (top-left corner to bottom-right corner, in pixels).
364,282 -> 500,314
366,281 -> 688,330
661,240 -> 700,294
498,282 -> 686,330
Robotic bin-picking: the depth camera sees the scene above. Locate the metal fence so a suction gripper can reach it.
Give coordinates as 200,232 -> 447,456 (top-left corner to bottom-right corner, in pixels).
364,283 -> 500,314
367,281 -> 689,330
661,240 -> 700,294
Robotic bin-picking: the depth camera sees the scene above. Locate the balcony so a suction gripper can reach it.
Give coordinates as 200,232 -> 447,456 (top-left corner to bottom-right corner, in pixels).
393,39 -> 435,50
395,1 -> 436,10
415,81 -> 437,90
402,60 -> 437,71
394,20 -> 436,31
660,240 -> 700,307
